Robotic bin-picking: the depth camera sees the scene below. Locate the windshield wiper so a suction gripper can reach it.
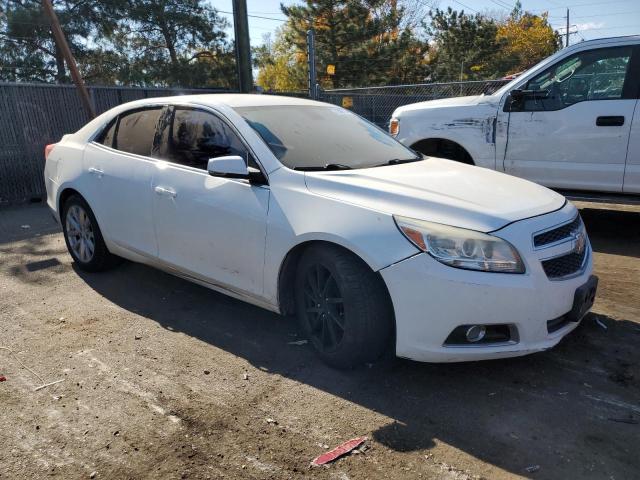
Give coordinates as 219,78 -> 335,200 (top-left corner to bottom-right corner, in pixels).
294,163 -> 353,171
375,157 -> 423,167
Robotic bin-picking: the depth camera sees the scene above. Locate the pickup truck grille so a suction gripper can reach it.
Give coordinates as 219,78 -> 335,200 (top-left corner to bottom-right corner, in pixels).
534,215 -> 582,248
541,249 -> 587,279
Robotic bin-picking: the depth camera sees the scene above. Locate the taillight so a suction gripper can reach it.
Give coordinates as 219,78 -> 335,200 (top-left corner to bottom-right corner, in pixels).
389,118 -> 399,137
45,143 -> 56,159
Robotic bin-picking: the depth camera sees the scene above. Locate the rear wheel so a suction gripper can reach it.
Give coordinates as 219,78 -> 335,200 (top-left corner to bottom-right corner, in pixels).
294,245 -> 393,368
62,195 -> 120,272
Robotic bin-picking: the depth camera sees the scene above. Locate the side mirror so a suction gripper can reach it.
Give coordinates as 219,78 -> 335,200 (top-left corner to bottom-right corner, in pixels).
207,155 -> 267,185
505,89 -> 550,112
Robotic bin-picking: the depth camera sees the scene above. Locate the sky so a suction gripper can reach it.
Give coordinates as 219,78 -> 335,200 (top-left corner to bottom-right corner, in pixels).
208,0 -> 640,47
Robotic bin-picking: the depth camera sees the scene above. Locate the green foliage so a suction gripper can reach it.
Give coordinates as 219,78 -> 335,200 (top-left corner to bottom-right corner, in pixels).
0,0 -> 563,89
271,0 -> 430,89
106,0 -> 236,88
425,7 -> 500,82
254,29 -> 308,92
426,5 -> 560,82
0,0 -> 236,87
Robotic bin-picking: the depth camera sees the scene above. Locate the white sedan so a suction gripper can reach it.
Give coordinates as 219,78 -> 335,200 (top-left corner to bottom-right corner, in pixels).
44,94 -> 597,368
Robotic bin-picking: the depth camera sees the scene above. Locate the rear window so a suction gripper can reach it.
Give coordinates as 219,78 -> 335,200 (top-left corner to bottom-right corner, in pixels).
114,108 -> 163,157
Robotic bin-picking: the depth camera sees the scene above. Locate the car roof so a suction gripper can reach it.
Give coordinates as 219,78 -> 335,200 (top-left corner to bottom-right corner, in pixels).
126,93 -> 330,109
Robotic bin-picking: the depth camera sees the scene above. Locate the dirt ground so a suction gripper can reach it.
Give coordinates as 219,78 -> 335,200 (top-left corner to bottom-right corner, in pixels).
0,202 -> 638,480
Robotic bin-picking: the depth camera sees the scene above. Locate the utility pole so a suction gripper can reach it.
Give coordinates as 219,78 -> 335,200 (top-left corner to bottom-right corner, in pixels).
307,29 -> 318,100
566,8 -> 570,47
42,0 -> 95,119
232,0 -> 253,93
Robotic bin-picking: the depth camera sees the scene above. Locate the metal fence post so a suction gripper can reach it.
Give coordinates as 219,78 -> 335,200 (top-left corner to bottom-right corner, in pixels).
307,29 -> 318,100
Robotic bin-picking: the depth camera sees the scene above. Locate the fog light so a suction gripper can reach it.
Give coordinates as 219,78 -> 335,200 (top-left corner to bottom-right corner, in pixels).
465,325 -> 486,343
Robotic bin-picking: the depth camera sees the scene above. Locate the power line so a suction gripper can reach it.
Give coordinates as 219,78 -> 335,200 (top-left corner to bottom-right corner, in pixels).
449,0 -> 479,13
217,10 -> 286,22
488,0 -> 515,10
570,10 -> 640,19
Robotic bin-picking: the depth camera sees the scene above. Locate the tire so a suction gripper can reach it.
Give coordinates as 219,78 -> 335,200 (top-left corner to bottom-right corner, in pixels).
61,194 -> 120,272
294,244 -> 394,369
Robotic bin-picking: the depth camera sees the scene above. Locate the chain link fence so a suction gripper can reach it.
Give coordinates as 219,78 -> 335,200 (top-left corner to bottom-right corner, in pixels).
318,79 -> 510,128
0,83 -> 227,204
1,79 -> 512,204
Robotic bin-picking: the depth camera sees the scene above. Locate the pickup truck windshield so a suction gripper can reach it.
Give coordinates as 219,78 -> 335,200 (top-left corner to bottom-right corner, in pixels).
234,105 -> 420,170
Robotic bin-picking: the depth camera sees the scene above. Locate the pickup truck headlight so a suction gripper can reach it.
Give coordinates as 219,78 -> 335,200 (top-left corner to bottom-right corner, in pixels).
394,215 -> 525,273
389,118 -> 399,136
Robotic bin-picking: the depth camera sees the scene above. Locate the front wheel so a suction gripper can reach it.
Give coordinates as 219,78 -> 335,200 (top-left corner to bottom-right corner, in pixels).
294,245 -> 394,368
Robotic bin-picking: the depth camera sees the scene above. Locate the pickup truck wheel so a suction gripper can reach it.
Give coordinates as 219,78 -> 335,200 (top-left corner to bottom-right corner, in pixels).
294,245 -> 393,369
412,139 -> 474,165
62,195 -> 120,272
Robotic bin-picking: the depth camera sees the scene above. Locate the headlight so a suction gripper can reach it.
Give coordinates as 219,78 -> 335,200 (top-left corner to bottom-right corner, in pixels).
394,215 -> 525,273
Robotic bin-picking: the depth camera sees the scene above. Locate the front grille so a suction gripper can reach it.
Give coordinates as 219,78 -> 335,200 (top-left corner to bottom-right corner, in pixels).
534,215 -> 582,248
541,249 -> 587,279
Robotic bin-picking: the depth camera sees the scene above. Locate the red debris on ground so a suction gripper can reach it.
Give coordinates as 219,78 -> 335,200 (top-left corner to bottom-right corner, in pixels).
0,375 -> 6,382
311,437 -> 367,466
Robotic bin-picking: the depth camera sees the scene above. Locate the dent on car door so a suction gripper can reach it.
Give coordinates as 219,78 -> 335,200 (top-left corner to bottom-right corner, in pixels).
151,105 -> 270,297
84,107 -> 161,255
502,45 -> 637,193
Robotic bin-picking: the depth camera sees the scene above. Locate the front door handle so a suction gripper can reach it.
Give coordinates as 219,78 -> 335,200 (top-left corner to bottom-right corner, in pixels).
596,116 -> 624,127
88,167 -> 104,177
154,186 -> 177,198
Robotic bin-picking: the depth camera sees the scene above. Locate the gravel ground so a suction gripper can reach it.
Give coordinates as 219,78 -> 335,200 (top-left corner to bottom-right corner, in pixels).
0,202 -> 638,480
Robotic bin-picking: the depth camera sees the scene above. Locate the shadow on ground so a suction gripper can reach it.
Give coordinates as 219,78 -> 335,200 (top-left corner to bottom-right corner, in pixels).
71,206 -> 640,479
581,207 -> 640,258
3,204 -> 639,478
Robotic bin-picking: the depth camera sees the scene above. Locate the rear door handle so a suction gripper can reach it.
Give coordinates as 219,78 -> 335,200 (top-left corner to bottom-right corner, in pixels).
88,167 -> 104,177
596,116 -> 624,127
154,186 -> 177,198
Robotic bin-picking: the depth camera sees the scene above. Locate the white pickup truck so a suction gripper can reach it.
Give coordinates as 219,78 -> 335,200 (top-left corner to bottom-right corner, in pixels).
390,36 -> 640,196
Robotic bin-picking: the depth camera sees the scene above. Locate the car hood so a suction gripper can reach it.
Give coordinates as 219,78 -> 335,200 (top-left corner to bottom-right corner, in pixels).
304,158 -> 565,232
394,95 -> 498,114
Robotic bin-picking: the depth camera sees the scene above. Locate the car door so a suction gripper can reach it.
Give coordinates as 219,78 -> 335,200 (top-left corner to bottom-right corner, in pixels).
623,100 -> 640,194
501,46 -> 637,192
151,105 -> 270,297
83,106 -> 162,256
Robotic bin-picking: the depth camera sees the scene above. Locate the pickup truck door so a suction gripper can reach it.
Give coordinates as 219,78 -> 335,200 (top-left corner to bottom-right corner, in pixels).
151,106 -> 270,297
501,46 -> 638,193
623,100 -> 640,194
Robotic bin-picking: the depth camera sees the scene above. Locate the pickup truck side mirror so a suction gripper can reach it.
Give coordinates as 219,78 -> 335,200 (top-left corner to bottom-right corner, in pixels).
505,89 -> 550,112
207,155 -> 267,185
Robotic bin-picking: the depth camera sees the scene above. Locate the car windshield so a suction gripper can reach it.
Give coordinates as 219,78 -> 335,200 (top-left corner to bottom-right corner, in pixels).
234,105 -> 421,170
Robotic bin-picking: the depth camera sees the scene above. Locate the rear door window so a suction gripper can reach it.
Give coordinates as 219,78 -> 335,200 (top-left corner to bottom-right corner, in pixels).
97,118 -> 117,147
114,107 -> 163,157
154,107 -> 251,170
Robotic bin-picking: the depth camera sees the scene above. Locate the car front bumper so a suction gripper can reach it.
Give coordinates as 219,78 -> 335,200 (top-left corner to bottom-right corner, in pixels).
379,203 -> 595,363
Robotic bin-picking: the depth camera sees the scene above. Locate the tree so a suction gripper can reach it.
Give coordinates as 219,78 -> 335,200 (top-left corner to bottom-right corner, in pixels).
279,0 -> 430,89
425,7 -> 500,82
254,30 -> 307,92
494,1 -> 561,75
0,0 -> 117,83
106,0 -> 236,88
0,0 -> 236,88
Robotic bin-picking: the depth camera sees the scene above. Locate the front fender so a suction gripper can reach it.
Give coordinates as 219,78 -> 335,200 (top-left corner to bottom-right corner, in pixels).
261,170 -> 419,305
396,106 -> 499,169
